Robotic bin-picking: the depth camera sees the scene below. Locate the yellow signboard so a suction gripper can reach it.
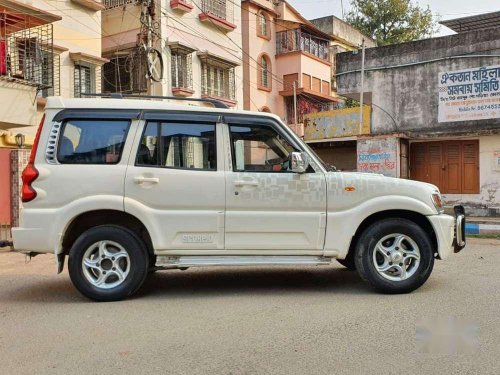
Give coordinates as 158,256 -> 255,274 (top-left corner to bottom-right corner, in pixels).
303,105 -> 371,141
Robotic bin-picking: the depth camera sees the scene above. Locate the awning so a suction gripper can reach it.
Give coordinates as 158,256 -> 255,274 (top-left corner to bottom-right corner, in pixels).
0,0 -> 61,33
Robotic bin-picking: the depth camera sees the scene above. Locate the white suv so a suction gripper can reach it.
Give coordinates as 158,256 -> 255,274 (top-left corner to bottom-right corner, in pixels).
10,96 -> 466,301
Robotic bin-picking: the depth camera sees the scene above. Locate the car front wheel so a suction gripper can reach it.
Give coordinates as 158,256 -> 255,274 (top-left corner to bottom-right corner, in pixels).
68,225 -> 149,301
354,218 -> 434,294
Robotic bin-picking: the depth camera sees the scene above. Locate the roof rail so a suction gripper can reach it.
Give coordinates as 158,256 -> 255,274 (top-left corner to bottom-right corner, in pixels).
79,93 -> 229,109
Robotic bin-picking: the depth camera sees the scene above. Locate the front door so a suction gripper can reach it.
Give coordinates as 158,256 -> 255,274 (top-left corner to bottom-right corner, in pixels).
224,118 -> 327,250
124,113 -> 225,250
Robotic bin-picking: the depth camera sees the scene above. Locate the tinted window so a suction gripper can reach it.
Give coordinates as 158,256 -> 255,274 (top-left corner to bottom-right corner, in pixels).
229,125 -> 297,172
57,120 -> 130,164
137,122 -> 216,170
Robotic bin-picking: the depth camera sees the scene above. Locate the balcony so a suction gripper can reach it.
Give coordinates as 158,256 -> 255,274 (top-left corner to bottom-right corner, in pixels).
276,29 -> 330,63
199,0 -> 236,32
102,0 -> 139,10
1,13 -> 56,90
170,0 -> 193,13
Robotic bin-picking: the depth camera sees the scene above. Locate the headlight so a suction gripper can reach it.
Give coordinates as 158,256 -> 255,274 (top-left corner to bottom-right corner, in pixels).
431,192 -> 444,213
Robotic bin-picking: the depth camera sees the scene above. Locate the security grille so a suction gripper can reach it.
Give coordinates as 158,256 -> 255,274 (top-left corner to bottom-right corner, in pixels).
201,62 -> 235,100
171,51 -> 193,90
102,49 -> 148,94
0,14 -> 54,90
102,0 -> 139,10
201,0 -> 234,23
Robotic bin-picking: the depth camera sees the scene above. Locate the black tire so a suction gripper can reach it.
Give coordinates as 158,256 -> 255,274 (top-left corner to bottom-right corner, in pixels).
68,225 -> 149,302
354,218 -> 434,294
336,252 -> 356,271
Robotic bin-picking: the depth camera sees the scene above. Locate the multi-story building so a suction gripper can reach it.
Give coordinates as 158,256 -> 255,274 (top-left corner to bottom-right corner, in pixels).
0,0 -> 105,229
101,0 -> 243,108
336,12 -> 500,216
241,0 -> 339,135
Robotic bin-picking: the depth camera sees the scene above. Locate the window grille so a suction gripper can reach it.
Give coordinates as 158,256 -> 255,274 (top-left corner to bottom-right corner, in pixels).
201,0 -> 233,24
74,64 -> 93,97
259,13 -> 268,36
0,14 -> 54,91
102,48 -> 148,94
102,0 -> 139,10
171,51 -> 193,90
201,62 -> 235,100
276,29 -> 330,61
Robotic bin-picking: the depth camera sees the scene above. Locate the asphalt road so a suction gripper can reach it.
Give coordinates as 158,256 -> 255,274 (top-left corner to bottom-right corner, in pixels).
0,238 -> 499,375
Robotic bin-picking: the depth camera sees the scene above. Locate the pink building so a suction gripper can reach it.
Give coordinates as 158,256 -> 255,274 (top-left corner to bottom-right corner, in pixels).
242,0 -> 339,135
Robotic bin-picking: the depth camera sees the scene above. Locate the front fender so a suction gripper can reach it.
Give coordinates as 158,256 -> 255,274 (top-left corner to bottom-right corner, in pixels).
324,195 -> 435,258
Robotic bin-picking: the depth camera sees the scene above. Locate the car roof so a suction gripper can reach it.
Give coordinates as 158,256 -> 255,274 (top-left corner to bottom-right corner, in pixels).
45,97 -> 282,122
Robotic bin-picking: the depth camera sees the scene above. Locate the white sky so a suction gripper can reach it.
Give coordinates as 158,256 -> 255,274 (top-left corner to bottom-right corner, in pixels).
288,0 -> 500,36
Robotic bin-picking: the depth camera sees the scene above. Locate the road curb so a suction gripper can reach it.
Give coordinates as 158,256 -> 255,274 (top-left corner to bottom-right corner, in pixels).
466,222 -> 500,235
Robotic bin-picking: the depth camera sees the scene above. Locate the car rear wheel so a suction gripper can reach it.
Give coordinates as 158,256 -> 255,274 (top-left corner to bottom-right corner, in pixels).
68,225 -> 149,301
354,218 -> 434,294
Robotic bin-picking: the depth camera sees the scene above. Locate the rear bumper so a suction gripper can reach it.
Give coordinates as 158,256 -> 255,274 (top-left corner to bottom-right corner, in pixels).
11,227 -> 56,254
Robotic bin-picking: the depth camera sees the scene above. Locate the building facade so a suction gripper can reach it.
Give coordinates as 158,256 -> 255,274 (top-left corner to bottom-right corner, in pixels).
335,12 -> 500,216
101,0 -> 244,108
0,0 -> 105,227
304,15 -> 375,170
241,0 -> 338,135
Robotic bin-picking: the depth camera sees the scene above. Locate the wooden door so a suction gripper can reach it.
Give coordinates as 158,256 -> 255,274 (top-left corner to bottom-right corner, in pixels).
462,141 -> 480,194
443,142 -> 461,194
410,140 -> 479,194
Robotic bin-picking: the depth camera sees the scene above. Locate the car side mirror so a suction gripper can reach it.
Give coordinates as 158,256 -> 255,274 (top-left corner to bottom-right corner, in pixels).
289,151 -> 310,173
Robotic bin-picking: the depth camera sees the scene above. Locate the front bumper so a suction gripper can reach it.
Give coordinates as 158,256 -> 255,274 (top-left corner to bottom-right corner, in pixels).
427,205 -> 466,260
453,205 -> 466,253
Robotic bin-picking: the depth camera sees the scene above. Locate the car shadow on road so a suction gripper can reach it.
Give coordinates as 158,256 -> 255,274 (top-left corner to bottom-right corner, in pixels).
137,266 -> 371,299
2,266 -> 372,303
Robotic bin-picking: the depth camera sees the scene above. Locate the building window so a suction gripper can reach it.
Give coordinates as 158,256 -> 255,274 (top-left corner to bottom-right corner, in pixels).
276,29 -> 330,62
257,11 -> 270,39
201,0 -> 232,23
171,51 -> 193,90
201,62 -> 235,101
258,54 -> 271,90
38,52 -> 60,98
103,49 -> 148,94
74,64 -> 94,97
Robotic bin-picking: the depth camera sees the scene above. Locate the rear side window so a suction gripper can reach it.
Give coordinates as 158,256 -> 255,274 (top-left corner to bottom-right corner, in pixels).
137,121 -> 216,171
57,120 -> 130,164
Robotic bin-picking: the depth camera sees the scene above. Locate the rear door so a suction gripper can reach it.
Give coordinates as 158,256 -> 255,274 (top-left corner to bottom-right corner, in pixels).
124,111 -> 225,250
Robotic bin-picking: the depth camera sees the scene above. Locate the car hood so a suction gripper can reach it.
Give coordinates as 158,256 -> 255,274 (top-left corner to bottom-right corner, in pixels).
326,172 -> 440,213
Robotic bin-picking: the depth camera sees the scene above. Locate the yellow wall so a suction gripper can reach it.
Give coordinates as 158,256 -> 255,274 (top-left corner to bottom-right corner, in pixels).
304,105 -> 371,141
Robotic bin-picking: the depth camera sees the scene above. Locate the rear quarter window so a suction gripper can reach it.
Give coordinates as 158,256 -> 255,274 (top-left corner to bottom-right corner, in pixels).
57,120 -> 130,164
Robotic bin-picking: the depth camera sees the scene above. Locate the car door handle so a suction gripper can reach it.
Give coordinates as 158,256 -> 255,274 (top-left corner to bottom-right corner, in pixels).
234,180 -> 259,187
134,176 -> 159,184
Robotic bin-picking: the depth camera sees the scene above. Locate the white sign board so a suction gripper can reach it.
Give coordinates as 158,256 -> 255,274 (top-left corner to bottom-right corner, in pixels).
438,65 -> 500,123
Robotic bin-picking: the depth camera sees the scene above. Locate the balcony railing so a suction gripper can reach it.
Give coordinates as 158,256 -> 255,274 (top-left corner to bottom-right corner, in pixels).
102,0 -> 139,10
276,29 -> 330,62
1,14 -> 54,90
201,0 -> 234,24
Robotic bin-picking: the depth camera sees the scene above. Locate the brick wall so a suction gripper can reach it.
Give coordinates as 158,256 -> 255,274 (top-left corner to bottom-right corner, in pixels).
10,149 -> 30,228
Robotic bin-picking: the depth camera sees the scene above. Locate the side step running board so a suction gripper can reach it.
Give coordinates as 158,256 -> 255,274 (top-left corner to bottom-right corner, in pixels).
156,255 -> 331,269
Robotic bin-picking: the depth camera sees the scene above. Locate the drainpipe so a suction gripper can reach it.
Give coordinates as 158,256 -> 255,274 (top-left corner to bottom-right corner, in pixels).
359,38 -> 365,135
293,80 -> 298,133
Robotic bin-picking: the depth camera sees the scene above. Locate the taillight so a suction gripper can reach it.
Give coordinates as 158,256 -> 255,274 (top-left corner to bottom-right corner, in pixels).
21,114 -> 45,203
